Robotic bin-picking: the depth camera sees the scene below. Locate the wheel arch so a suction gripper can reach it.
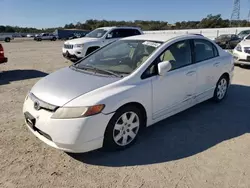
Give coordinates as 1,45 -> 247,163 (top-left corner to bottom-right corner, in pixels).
221,72 -> 230,84
86,46 -> 100,53
113,102 -> 147,127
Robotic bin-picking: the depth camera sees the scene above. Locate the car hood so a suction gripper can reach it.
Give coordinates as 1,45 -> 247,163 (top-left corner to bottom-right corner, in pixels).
30,67 -> 121,106
239,40 -> 250,47
64,37 -> 99,44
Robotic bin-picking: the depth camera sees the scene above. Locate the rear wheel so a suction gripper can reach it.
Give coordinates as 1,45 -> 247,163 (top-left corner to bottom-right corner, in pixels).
5,37 -> 10,42
103,106 -> 143,151
213,75 -> 229,102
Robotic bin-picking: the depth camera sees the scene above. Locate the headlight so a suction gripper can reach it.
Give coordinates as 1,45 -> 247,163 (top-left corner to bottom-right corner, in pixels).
74,44 -> 84,48
51,104 -> 105,119
236,45 -> 242,52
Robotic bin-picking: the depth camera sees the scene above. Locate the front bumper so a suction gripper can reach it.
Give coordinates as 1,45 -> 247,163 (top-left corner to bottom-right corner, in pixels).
62,47 -> 86,61
62,51 -> 80,62
0,57 -> 8,64
23,96 -> 114,153
233,50 -> 250,65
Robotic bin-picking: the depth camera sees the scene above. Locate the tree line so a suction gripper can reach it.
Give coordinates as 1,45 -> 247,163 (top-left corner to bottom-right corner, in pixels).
1,14 -> 250,34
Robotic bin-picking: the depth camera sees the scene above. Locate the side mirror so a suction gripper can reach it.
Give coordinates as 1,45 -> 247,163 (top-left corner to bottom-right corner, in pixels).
106,34 -> 112,39
158,61 -> 172,76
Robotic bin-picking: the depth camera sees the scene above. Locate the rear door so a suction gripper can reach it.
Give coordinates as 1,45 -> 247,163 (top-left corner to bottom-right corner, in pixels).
43,33 -> 50,40
192,39 -> 221,99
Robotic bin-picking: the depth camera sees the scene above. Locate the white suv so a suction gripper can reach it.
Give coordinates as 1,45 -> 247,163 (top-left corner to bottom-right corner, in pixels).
62,26 -> 143,61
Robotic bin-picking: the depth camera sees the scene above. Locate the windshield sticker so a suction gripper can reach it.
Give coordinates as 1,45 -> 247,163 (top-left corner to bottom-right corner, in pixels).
142,41 -> 161,48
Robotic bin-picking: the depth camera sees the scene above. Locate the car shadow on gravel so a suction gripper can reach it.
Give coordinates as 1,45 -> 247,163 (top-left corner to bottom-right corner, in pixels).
0,69 -> 48,85
236,64 -> 250,69
68,84 -> 250,167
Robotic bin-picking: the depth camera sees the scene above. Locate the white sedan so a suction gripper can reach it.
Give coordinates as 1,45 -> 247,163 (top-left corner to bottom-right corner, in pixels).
23,34 -> 234,153
233,37 -> 250,66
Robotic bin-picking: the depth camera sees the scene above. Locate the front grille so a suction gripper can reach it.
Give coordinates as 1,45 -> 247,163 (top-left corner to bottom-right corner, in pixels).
64,44 -> 73,49
245,50 -> 250,54
244,47 -> 250,54
28,93 -> 58,112
239,59 -> 250,62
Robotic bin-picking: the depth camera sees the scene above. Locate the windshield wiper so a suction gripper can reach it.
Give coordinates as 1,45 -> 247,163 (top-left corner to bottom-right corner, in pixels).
79,64 -> 123,78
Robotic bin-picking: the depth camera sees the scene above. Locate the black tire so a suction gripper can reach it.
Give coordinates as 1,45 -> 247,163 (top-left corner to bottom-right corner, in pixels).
52,37 -> 56,41
213,75 -> 229,102
5,37 -> 10,42
85,47 -> 99,56
38,38 -> 42,41
103,105 -> 144,151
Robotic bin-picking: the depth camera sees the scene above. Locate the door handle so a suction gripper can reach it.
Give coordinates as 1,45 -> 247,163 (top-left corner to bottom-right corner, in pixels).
186,71 -> 196,76
213,62 -> 220,67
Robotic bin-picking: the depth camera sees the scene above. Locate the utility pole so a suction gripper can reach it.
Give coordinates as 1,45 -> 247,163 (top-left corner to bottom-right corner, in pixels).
230,0 -> 240,27
248,0 -> 250,22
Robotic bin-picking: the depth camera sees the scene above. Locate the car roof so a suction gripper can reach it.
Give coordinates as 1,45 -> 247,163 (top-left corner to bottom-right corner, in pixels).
97,26 -> 142,31
121,33 -> 206,42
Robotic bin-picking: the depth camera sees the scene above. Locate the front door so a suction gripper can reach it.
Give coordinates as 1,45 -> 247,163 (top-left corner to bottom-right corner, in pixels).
103,29 -> 122,46
151,39 -> 197,120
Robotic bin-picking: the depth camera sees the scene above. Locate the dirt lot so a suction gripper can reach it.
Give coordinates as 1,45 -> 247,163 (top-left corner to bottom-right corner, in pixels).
0,39 -> 250,188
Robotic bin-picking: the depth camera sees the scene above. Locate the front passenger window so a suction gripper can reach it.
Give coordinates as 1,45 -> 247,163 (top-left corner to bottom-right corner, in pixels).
107,29 -> 121,39
160,40 -> 192,70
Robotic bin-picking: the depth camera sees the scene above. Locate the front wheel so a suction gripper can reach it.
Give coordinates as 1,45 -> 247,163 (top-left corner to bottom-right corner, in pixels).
103,106 -> 143,151
213,75 -> 229,102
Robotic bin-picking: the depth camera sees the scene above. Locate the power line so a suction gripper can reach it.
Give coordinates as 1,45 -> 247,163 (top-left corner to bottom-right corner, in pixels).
231,0 -> 240,26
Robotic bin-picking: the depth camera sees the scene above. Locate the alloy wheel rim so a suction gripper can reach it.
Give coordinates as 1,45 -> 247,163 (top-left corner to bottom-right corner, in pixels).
217,78 -> 227,100
113,111 -> 140,146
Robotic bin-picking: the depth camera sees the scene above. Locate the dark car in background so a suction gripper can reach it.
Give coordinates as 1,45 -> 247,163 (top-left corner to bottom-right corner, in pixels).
214,34 -> 242,49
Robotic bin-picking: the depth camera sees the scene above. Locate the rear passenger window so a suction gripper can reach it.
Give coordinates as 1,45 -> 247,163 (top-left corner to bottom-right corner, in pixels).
118,29 -> 141,37
130,29 -> 141,36
194,39 -> 218,62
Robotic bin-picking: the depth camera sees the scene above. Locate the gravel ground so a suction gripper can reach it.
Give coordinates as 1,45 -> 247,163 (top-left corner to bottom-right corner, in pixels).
0,39 -> 250,188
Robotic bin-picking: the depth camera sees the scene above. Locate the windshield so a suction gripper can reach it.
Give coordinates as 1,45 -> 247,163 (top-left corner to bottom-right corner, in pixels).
245,35 -> 250,40
239,30 -> 250,35
85,29 -> 108,38
73,40 -> 163,76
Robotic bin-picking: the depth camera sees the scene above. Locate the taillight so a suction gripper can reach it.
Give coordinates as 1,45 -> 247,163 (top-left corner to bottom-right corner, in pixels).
0,44 -> 4,57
